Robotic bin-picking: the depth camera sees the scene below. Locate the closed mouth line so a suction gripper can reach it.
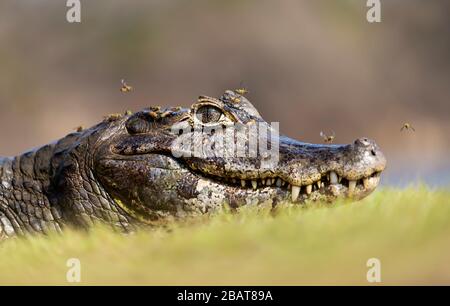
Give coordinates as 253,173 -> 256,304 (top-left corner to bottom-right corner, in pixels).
196,169 -> 382,201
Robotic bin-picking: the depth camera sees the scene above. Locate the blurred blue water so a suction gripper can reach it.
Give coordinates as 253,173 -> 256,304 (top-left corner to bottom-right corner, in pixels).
381,162 -> 450,188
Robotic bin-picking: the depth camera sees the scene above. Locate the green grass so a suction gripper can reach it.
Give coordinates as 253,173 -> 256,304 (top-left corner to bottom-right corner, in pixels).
1,186 -> 450,285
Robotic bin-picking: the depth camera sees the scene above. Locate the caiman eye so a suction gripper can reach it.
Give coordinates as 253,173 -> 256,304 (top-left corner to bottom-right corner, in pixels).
195,105 -> 224,124
126,115 -> 152,134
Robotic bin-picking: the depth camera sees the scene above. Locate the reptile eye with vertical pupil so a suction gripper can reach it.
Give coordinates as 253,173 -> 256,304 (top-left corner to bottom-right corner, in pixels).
195,105 -> 224,124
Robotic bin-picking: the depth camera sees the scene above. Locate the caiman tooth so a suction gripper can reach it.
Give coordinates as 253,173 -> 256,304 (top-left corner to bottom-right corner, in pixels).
291,185 -> 300,202
330,171 -> 338,184
338,176 -> 342,183
241,180 -> 246,187
306,184 -> 312,194
363,177 -> 369,189
348,180 -> 356,195
251,180 -> 257,190
317,180 -> 321,189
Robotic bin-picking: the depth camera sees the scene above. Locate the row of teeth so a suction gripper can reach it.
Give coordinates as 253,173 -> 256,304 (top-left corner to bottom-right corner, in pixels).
230,177 -> 289,189
224,171 -> 376,202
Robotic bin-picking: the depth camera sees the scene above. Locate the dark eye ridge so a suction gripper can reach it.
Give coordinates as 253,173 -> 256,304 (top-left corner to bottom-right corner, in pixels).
196,105 -> 223,123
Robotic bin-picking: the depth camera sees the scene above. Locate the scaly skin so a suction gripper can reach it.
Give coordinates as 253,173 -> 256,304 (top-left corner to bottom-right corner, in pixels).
0,90 -> 386,240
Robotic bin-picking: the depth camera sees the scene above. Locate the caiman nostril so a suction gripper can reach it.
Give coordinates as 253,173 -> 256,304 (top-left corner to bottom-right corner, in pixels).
371,149 -> 377,156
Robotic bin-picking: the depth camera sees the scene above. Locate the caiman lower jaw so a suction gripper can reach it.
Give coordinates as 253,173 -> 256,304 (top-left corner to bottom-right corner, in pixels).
199,170 -> 383,203
287,170 -> 382,202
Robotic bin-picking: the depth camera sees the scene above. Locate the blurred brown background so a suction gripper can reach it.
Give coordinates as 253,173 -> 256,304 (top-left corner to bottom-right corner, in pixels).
0,0 -> 449,186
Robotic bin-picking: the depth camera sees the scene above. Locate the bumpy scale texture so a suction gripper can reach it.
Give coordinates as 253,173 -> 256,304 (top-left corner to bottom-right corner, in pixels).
0,90 -> 386,241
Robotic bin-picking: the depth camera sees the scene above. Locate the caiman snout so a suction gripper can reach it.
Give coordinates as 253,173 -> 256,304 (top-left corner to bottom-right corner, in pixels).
351,137 -> 387,177
334,137 -> 386,200
273,136 -> 387,202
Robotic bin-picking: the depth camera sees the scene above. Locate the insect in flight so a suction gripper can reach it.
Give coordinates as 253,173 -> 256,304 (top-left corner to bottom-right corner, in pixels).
400,123 -> 415,132
320,131 -> 335,143
234,81 -> 249,96
120,79 -> 133,93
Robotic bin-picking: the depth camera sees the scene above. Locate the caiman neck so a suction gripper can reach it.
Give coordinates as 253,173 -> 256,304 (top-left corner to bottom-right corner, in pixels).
0,148 -> 64,238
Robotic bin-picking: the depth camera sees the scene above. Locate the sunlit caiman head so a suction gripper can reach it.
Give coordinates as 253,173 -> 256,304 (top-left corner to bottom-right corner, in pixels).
94,90 -> 386,223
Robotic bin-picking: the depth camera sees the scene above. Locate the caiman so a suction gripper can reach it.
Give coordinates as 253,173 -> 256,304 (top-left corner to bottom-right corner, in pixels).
0,90 -> 386,240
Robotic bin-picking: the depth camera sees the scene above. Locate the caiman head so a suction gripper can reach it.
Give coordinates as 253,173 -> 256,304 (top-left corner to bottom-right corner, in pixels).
89,90 -> 386,224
